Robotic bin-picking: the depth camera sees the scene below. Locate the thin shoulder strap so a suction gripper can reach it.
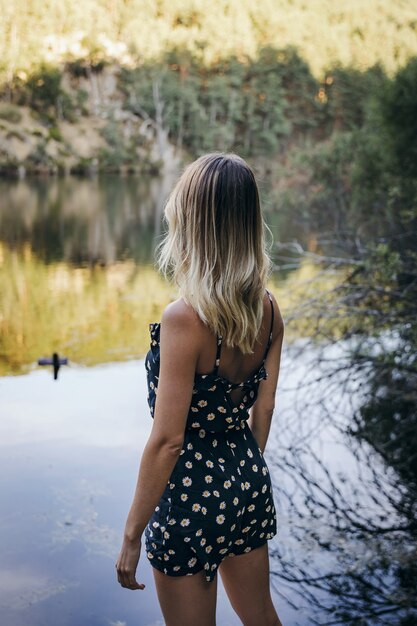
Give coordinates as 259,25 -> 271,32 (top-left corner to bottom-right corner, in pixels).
263,289 -> 274,362
213,334 -> 223,375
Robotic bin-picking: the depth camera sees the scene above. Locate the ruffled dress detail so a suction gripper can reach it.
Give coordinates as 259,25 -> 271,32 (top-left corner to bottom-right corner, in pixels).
144,291 -> 277,582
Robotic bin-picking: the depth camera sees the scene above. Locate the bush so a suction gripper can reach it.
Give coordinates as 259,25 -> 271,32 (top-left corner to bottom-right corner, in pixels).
48,126 -> 63,142
25,64 -> 62,113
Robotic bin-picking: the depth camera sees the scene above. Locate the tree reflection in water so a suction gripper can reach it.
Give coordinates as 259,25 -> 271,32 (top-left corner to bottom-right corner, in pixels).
1,175 -> 416,623
269,242 -> 417,625
0,175 -> 179,374
0,174 -> 176,264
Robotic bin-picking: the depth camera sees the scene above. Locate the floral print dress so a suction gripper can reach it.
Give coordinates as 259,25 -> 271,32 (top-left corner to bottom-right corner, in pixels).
144,290 -> 277,582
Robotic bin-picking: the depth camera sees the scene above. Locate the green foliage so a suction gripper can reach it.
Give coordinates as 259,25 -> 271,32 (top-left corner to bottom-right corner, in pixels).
121,46 -> 322,156
12,63 -> 78,123
99,119 -> 134,170
321,64 -> 388,133
23,64 -> 62,114
380,57 -> 417,179
48,126 -> 63,142
1,0 -> 417,86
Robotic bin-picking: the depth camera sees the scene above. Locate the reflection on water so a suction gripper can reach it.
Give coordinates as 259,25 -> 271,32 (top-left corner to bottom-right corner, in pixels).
2,175 -> 415,625
0,175 -> 330,376
270,340 -> 417,626
0,175 -> 178,375
0,361 -> 298,626
0,245 -> 176,374
0,175 -> 176,264
2,346 -> 414,625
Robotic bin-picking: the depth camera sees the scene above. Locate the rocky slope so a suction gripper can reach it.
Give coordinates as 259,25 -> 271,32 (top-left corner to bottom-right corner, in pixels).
0,64 -> 180,177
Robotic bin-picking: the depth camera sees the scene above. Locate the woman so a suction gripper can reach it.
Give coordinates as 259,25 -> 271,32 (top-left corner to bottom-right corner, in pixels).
116,153 -> 284,626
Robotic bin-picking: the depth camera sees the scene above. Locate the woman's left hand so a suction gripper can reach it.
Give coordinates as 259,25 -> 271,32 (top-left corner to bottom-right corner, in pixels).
115,537 -> 146,590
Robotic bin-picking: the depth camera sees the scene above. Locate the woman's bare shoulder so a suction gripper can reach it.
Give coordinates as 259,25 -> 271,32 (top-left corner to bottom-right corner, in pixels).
161,298 -> 206,336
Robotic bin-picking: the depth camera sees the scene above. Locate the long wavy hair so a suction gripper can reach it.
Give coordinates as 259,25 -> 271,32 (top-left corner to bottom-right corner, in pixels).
157,152 -> 271,354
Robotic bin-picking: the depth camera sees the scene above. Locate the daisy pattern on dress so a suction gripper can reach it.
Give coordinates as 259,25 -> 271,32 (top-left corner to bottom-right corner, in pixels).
144,297 -> 278,582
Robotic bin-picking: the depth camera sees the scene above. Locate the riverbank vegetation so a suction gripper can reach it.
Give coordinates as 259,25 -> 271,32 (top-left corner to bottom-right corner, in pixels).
268,58 -> 417,624
1,0 -> 417,175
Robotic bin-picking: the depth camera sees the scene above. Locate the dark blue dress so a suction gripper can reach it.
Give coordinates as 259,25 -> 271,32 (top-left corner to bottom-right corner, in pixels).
144,290 -> 277,582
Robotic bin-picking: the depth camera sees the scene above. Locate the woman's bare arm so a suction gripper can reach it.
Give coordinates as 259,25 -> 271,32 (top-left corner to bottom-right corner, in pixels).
247,294 -> 284,453
116,301 -> 201,589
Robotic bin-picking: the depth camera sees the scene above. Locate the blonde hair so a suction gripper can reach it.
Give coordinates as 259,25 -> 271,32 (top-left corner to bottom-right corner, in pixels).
157,153 -> 271,354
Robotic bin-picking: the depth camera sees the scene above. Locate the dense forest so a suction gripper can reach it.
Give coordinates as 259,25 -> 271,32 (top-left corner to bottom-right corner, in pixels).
1,0 -> 416,83
1,0 -> 417,175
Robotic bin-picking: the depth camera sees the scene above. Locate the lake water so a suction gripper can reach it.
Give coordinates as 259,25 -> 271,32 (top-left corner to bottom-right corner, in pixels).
0,175 -> 414,626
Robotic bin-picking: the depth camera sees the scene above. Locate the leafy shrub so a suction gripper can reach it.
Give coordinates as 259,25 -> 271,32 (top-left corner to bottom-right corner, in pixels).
48,126 -> 63,142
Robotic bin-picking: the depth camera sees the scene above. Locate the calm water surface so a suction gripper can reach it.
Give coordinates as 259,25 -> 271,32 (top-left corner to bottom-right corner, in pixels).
0,175 -> 303,625
0,176 -> 413,626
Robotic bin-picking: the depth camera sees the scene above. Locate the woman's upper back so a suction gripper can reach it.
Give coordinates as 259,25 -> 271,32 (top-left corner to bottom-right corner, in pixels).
145,290 -> 280,434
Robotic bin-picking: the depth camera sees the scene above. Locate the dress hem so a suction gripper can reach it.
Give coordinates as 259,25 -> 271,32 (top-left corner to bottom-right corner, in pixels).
146,534 -> 276,583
